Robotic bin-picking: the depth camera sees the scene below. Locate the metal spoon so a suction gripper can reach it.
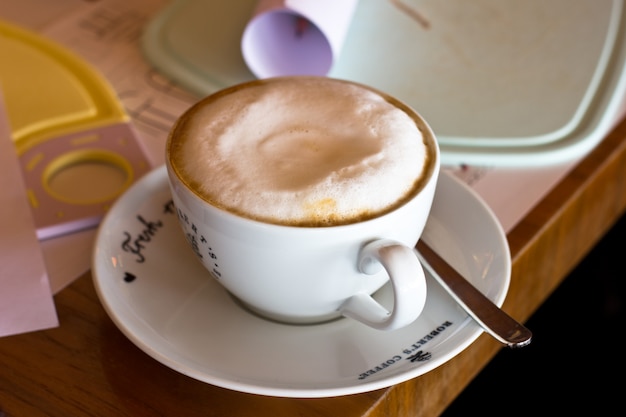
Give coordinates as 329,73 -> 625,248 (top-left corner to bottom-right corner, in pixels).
415,240 -> 532,348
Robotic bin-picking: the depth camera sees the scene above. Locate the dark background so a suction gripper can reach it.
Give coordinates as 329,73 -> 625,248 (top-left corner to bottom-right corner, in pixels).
442,212 -> 625,416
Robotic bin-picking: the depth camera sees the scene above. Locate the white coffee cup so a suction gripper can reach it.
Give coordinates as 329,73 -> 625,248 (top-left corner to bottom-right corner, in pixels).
166,77 -> 440,331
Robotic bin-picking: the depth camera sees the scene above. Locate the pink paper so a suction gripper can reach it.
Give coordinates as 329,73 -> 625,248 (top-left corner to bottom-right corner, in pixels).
0,91 -> 58,337
241,0 -> 359,78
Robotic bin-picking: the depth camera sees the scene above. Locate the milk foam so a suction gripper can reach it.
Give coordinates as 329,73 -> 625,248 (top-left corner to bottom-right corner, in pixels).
170,78 -> 430,226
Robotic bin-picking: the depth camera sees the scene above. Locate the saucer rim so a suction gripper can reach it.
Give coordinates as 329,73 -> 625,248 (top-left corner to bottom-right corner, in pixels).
92,165 -> 510,398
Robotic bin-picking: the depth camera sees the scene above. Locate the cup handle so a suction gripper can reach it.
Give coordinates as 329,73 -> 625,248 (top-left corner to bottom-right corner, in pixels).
340,239 -> 427,331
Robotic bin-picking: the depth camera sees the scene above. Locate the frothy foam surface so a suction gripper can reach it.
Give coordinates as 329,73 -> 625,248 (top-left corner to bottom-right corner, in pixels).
169,78 -> 431,226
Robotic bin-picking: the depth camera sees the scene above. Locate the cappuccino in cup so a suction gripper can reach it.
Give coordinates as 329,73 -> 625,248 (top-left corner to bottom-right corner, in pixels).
168,77 -> 435,227
166,77 -> 439,330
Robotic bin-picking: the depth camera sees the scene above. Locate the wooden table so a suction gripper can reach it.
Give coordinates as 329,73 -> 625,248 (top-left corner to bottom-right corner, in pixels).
2,114 -> 626,416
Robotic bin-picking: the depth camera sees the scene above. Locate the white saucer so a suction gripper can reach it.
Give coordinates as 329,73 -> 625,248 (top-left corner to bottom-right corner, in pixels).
92,166 -> 510,398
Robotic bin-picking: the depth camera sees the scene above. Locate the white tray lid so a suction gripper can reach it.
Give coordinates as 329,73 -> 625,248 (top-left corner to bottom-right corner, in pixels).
142,0 -> 626,166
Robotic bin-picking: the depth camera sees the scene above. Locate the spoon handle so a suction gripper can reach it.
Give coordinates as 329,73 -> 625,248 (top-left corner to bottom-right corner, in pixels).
415,240 -> 532,348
